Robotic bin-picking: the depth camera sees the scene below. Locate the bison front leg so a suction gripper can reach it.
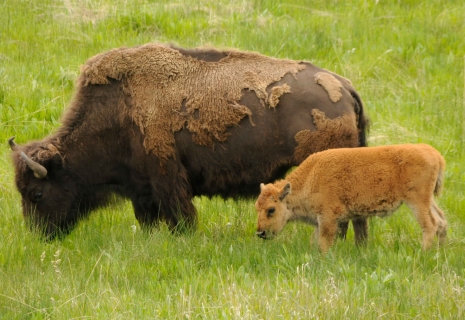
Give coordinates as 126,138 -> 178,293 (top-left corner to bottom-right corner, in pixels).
151,166 -> 197,233
132,193 -> 197,233
162,194 -> 198,233
131,195 -> 160,229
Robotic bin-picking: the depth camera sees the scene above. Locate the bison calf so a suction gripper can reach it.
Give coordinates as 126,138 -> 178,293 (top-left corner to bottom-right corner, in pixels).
255,144 -> 447,253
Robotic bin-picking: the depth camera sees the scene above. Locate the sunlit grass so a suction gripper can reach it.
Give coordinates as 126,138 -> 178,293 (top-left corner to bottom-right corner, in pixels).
1,0 -> 464,318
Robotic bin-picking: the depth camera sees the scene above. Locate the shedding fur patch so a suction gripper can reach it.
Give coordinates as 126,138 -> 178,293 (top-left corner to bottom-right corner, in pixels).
293,109 -> 359,163
314,72 -> 343,103
268,84 -> 291,108
82,44 -> 305,160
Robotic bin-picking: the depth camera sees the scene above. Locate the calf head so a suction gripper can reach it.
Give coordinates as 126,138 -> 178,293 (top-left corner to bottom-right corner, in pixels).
9,137 -> 80,239
255,181 -> 291,239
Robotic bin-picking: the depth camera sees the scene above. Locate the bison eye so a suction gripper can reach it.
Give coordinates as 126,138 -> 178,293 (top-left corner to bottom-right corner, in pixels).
267,207 -> 275,217
32,191 -> 43,202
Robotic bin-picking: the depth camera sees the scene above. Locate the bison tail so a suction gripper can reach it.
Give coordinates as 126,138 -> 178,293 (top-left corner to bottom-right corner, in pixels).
351,90 -> 369,147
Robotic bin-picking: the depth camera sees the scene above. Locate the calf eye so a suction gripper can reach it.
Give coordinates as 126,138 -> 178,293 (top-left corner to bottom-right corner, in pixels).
267,207 -> 275,217
32,191 -> 43,202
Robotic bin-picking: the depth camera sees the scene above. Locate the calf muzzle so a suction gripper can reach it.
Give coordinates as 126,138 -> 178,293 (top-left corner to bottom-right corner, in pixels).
256,230 -> 267,239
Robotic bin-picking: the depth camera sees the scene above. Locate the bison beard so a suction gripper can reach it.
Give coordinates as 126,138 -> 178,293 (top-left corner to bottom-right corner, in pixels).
10,43 -> 369,239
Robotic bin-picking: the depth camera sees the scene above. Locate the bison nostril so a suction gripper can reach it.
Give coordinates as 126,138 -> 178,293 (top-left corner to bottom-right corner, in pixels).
256,231 -> 266,238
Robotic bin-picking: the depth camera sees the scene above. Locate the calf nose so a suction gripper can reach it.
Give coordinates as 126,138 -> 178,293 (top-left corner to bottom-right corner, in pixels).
256,230 -> 266,239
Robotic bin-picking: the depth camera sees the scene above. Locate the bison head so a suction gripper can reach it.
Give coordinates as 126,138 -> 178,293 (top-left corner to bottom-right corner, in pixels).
255,181 -> 292,239
9,137 -> 81,239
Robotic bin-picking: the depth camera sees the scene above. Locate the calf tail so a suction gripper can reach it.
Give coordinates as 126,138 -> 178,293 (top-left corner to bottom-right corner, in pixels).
350,90 -> 369,147
434,170 -> 444,196
434,154 -> 446,196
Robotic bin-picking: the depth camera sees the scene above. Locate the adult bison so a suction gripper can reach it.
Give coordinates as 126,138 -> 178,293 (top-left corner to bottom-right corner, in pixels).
9,43 -> 369,239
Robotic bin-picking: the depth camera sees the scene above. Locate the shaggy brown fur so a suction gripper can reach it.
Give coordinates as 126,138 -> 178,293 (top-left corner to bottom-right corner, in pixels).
314,72 -> 343,102
255,144 -> 447,253
82,43 -> 305,160
293,109 -> 359,163
10,44 -> 369,239
268,84 -> 291,108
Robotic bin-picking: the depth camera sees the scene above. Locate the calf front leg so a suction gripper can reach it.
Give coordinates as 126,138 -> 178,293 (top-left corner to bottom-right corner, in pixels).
317,213 -> 339,254
311,225 -> 319,246
408,202 -> 438,250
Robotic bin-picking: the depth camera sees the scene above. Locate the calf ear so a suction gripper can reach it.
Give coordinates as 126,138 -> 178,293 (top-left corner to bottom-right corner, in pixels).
260,183 -> 265,192
279,182 -> 291,200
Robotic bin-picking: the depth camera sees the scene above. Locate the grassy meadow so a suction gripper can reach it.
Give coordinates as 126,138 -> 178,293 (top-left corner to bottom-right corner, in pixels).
1,0 -> 464,318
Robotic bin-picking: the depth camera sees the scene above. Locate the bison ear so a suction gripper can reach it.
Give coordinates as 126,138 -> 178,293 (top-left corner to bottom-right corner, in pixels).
260,183 -> 265,192
50,152 -> 63,168
279,182 -> 291,201
36,145 -> 64,171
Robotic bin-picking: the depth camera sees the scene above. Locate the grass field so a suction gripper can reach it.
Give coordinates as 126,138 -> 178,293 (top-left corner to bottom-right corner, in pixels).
1,0 -> 464,318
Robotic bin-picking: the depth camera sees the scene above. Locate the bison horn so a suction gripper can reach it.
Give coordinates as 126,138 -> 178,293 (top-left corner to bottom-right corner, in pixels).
20,152 -> 48,179
8,136 -> 19,151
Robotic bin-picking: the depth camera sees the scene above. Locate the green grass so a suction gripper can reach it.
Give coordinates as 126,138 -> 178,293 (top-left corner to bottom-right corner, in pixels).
1,0 -> 464,318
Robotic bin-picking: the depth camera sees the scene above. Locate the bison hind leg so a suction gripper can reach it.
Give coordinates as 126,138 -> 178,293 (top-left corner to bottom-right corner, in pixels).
336,218 -> 368,247
337,221 -> 349,240
352,218 -> 368,246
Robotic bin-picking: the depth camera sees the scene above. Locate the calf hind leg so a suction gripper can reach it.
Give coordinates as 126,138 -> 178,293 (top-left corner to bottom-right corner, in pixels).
408,202 -> 439,250
431,201 -> 447,244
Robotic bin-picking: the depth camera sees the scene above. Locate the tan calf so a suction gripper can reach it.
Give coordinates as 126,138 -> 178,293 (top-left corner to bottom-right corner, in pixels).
255,144 -> 447,253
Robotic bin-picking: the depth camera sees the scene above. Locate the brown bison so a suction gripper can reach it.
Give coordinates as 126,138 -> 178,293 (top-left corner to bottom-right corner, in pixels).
9,43 -> 368,239
255,144 -> 447,253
